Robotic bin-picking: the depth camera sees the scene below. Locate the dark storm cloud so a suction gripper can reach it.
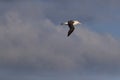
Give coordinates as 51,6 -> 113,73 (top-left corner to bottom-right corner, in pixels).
0,0 -> 120,74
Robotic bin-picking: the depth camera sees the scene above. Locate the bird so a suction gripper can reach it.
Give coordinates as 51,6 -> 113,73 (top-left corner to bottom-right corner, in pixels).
61,20 -> 81,37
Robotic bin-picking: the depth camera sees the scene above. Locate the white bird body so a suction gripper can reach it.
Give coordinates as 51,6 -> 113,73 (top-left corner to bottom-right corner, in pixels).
62,20 -> 81,25
73,20 -> 81,25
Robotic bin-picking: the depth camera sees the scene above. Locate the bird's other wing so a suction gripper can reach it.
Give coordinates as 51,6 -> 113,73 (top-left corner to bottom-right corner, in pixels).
67,24 -> 75,37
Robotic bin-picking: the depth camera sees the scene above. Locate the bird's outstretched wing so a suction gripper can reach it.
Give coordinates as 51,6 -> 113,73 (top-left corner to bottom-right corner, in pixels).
67,24 -> 75,37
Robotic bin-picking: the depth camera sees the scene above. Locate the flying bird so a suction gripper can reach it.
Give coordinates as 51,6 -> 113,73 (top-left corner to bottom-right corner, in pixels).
61,20 -> 81,37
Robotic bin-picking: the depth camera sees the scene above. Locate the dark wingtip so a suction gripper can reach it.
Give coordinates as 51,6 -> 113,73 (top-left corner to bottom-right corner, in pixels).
67,34 -> 70,37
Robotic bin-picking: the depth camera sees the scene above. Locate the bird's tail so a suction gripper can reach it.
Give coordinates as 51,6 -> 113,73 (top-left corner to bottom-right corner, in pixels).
61,22 -> 68,25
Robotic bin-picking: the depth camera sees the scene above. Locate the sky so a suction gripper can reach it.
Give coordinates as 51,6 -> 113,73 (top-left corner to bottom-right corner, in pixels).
0,0 -> 120,80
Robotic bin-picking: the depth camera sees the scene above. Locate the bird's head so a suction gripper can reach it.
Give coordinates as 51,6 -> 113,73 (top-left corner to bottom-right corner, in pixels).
73,20 -> 81,25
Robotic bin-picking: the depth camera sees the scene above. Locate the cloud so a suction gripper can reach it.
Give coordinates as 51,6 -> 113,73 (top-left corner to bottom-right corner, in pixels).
0,1 -> 120,75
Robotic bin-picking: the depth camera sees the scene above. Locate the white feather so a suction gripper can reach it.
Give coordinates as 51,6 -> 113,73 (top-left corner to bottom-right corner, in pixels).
61,22 -> 68,25
73,20 -> 81,25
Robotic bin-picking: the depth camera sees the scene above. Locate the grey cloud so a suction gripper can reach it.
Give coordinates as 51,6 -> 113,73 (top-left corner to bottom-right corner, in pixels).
0,1 -> 120,74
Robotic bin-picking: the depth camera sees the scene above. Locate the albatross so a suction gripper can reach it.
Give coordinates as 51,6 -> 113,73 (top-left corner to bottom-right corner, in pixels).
61,20 -> 81,37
